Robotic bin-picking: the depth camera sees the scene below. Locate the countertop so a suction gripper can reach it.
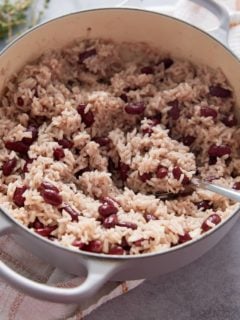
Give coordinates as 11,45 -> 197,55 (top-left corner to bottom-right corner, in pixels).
86,218 -> 240,320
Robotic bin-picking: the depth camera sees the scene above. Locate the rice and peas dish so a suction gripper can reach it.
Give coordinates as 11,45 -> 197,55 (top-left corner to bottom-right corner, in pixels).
0,39 -> 239,255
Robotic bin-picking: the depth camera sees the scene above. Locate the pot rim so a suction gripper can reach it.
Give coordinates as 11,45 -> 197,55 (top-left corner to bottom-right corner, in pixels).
1,7 -> 240,261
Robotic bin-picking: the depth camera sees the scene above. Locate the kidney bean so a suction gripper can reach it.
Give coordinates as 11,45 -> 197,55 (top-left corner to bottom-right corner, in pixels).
103,214 -> 118,228
108,246 -> 124,255
93,137 -> 111,147
195,200 -> 213,211
222,115 -> 238,127
5,141 -> 29,155
178,232 -> 192,244
22,126 -> 38,146
200,107 -> 217,119
38,182 -> 59,194
23,158 -> 33,173
53,147 -> 65,160
2,158 -> 17,176
233,182 -> 240,190
139,172 -> 152,182
57,138 -> 73,149
201,214 -> 221,232
35,225 -> 57,237
208,144 -> 231,157
13,186 -> 27,207
77,104 -> 95,127
83,240 -> 103,253
41,189 -> 62,206
72,240 -> 85,248
125,102 -> 145,115
209,85 -> 232,98
99,200 -> 118,218
156,165 -> 168,179
61,204 -> 80,222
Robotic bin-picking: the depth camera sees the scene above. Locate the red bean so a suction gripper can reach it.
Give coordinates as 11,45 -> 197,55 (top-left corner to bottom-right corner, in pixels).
168,100 -> 180,120
23,158 -> 33,173
77,104 -> 95,127
38,182 -> 59,194
125,102 -> 145,115
72,240 -> 85,248
222,115 -> 238,127
99,200 -> 118,218
13,186 -> 27,207
61,204 -> 79,222
83,240 -> 103,253
79,48 -> 97,63
209,85 -> 232,98
35,225 -> 57,237
172,166 -> 182,180
178,232 -> 192,244
142,127 -> 153,136
119,93 -> 128,103
202,214 -> 221,232
182,135 -> 195,146
22,126 -> 38,146
172,167 -> 189,185
41,189 -> 62,206
156,165 -> 168,179
196,200 -> 213,211
53,147 -> 65,161
200,107 -> 217,119
93,137 -> 111,147
103,214 -> 118,228
57,138 -> 73,149
141,66 -> 154,74
233,182 -> 240,190
5,141 -> 29,154
121,236 -> 131,251
139,172 -> 152,182
144,213 -> 157,222
29,218 -> 44,229
17,97 -> 24,106
182,175 -> 190,185
208,144 -> 231,157
108,246 -> 124,255
2,158 -> 17,176
118,162 -> 130,181
117,221 -> 138,230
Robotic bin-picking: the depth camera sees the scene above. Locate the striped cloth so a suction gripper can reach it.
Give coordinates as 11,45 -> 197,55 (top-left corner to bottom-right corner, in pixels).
0,1 -> 239,319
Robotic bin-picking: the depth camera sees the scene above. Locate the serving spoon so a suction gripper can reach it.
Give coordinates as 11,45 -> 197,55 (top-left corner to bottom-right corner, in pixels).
156,177 -> 240,202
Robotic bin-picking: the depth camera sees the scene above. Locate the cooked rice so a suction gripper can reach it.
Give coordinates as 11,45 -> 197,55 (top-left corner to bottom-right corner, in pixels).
0,38 -> 239,255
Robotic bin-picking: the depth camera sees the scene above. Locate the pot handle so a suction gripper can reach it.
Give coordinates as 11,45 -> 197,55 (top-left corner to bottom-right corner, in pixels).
189,0 -> 230,45
0,212 -> 121,303
0,257 -> 120,303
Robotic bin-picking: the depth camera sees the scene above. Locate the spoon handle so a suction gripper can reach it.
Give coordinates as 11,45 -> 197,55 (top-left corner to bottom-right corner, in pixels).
192,178 -> 240,202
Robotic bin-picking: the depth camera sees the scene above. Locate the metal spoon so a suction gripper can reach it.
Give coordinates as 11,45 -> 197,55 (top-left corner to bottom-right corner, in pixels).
156,177 -> 240,202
